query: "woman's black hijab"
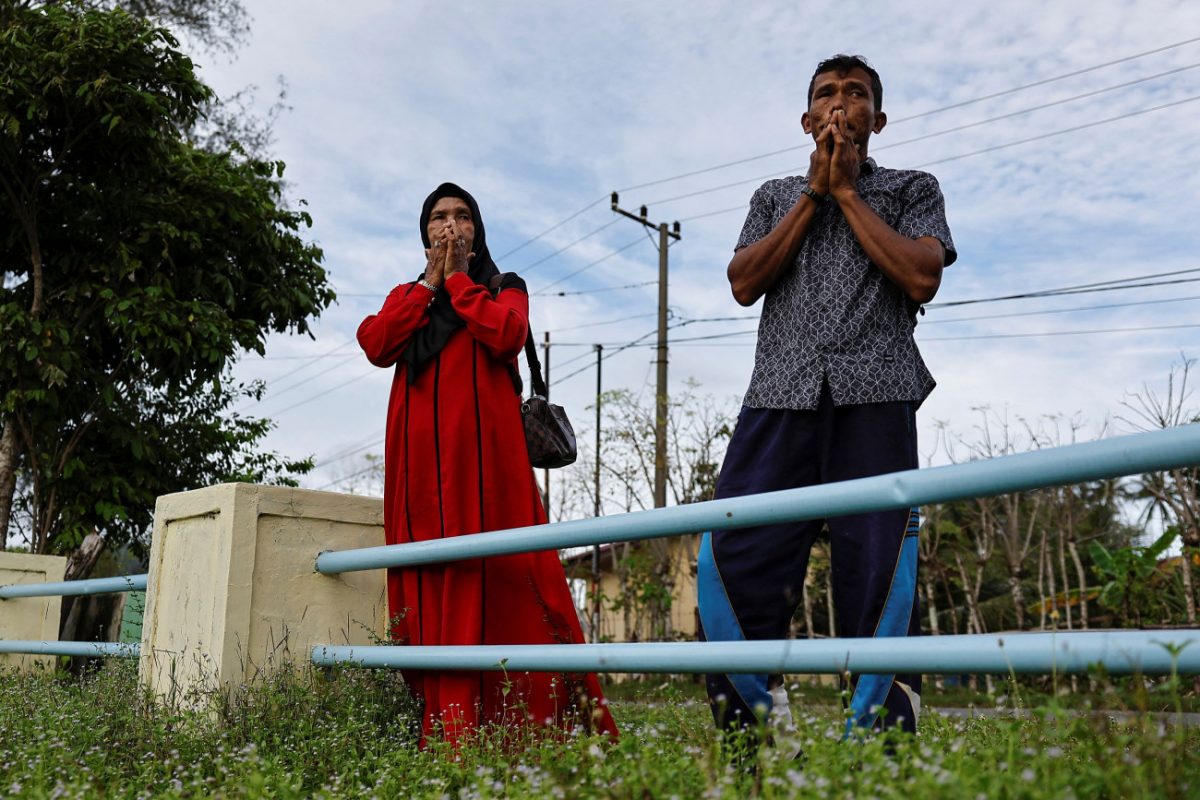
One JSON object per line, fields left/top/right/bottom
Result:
{"left": 401, "top": 183, "right": 500, "bottom": 382}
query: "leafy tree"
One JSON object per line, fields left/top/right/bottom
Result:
{"left": 9, "top": 0, "right": 250, "bottom": 54}
{"left": 1090, "top": 527, "right": 1186, "bottom": 627}
{"left": 1120, "top": 357, "right": 1200, "bottom": 624}
{"left": 556, "top": 381, "right": 736, "bottom": 641}
{"left": 0, "top": 4, "right": 333, "bottom": 556}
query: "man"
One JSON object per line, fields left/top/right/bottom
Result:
{"left": 697, "top": 54, "right": 956, "bottom": 743}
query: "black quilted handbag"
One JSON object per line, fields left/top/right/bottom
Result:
{"left": 519, "top": 333, "right": 577, "bottom": 469}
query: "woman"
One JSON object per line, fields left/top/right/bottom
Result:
{"left": 357, "top": 183, "right": 617, "bottom": 746}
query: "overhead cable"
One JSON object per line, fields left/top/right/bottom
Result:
{"left": 645, "top": 93, "right": 1200, "bottom": 208}
{"left": 532, "top": 280, "right": 657, "bottom": 298}
{"left": 532, "top": 237, "right": 645, "bottom": 294}
{"left": 927, "top": 268, "right": 1200, "bottom": 308}
{"left": 495, "top": 195, "right": 608, "bottom": 260}
{"left": 614, "top": 37, "right": 1200, "bottom": 194}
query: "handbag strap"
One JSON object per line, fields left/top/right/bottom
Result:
{"left": 490, "top": 274, "right": 548, "bottom": 398}
{"left": 523, "top": 332, "right": 548, "bottom": 398}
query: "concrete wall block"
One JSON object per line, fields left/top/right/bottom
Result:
{"left": 140, "top": 483, "right": 386, "bottom": 704}
{"left": 0, "top": 552, "right": 67, "bottom": 672}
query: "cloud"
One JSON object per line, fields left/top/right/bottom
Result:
{"left": 189, "top": 0, "right": 1200, "bottom": 496}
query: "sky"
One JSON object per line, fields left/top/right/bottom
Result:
{"left": 185, "top": 0, "right": 1200, "bottom": 514}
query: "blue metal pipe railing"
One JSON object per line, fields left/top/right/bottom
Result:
{"left": 312, "top": 631, "right": 1200, "bottom": 675}
{"left": 0, "top": 573, "right": 147, "bottom": 600}
{"left": 316, "top": 424, "right": 1200, "bottom": 574}
{"left": 0, "top": 641, "right": 139, "bottom": 658}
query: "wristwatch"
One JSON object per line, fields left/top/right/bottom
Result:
{"left": 801, "top": 185, "right": 827, "bottom": 204}
{"left": 417, "top": 278, "right": 439, "bottom": 294}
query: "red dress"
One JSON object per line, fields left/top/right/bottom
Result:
{"left": 357, "top": 271, "right": 617, "bottom": 745}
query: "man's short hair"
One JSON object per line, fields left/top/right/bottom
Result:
{"left": 807, "top": 54, "right": 883, "bottom": 113}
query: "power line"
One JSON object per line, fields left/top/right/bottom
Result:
{"left": 258, "top": 367, "right": 379, "bottom": 418}
{"left": 488, "top": 52, "right": 1198, "bottom": 299}
{"left": 547, "top": 314, "right": 746, "bottom": 385}
{"left": 551, "top": 327, "right": 661, "bottom": 386}
{"left": 674, "top": 315, "right": 758, "bottom": 325}
{"left": 669, "top": 330, "right": 756, "bottom": 344}
{"left": 613, "top": 37, "right": 1200, "bottom": 195}
{"left": 467, "top": 38, "right": 1200, "bottom": 299}
{"left": 922, "top": 294, "right": 1200, "bottom": 325}
{"left": 252, "top": 338, "right": 355, "bottom": 367}
{"left": 546, "top": 311, "right": 658, "bottom": 333}
{"left": 532, "top": 280, "right": 657, "bottom": 298}
{"left": 495, "top": 196, "right": 608, "bottom": 260}
{"left": 921, "top": 322, "right": 1200, "bottom": 342}
{"left": 649, "top": 321, "right": 1200, "bottom": 347}
{"left": 317, "top": 459, "right": 383, "bottom": 491}
{"left": 237, "top": 352, "right": 361, "bottom": 411}
{"left": 319, "top": 438, "right": 385, "bottom": 468}
{"left": 532, "top": 236, "right": 645, "bottom": 294}
{"left": 679, "top": 205, "right": 746, "bottom": 222}
{"left": 516, "top": 217, "right": 621, "bottom": 274}
{"left": 572, "top": 293, "right": 1200, "bottom": 334}
{"left": 644, "top": 92, "right": 1200, "bottom": 208}
{"left": 898, "top": 35, "right": 1200, "bottom": 123}
{"left": 259, "top": 351, "right": 361, "bottom": 360}
{"left": 880, "top": 62, "right": 1200, "bottom": 152}
{"left": 317, "top": 430, "right": 387, "bottom": 466}
{"left": 927, "top": 268, "right": 1200, "bottom": 308}
{"left": 915, "top": 94, "right": 1200, "bottom": 170}
{"left": 308, "top": 309, "right": 1200, "bottom": 488}
{"left": 616, "top": 144, "right": 812, "bottom": 195}
{"left": 232, "top": 339, "right": 359, "bottom": 413}
{"left": 546, "top": 347, "right": 595, "bottom": 372}
{"left": 544, "top": 270, "right": 1200, "bottom": 356}
{"left": 245, "top": 269, "right": 1200, "bottom": 416}
{"left": 524, "top": 84, "right": 1198, "bottom": 301}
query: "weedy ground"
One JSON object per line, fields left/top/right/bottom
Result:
{"left": 1, "top": 662, "right": 1197, "bottom": 798}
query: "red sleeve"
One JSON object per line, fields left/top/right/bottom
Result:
{"left": 444, "top": 272, "right": 529, "bottom": 360}
{"left": 356, "top": 283, "right": 433, "bottom": 367}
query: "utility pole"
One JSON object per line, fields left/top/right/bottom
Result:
{"left": 611, "top": 192, "right": 680, "bottom": 508}
{"left": 542, "top": 331, "right": 551, "bottom": 513}
{"left": 592, "top": 343, "right": 603, "bottom": 642}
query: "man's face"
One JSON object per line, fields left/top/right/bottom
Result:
{"left": 802, "top": 66, "right": 886, "bottom": 154}
{"left": 427, "top": 197, "right": 476, "bottom": 249}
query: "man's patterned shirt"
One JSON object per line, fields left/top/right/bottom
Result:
{"left": 736, "top": 158, "right": 956, "bottom": 410}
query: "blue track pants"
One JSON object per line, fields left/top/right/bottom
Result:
{"left": 697, "top": 384, "right": 922, "bottom": 737}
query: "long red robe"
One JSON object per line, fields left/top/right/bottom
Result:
{"left": 357, "top": 271, "right": 617, "bottom": 744}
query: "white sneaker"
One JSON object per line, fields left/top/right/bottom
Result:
{"left": 769, "top": 684, "right": 796, "bottom": 733}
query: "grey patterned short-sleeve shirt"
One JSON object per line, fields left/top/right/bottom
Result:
{"left": 736, "top": 158, "right": 956, "bottom": 410}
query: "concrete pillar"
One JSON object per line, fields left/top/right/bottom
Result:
{"left": 0, "top": 552, "right": 67, "bottom": 672}
{"left": 139, "top": 483, "right": 386, "bottom": 705}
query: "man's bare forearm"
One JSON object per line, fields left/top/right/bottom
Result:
{"left": 834, "top": 189, "right": 945, "bottom": 304}
{"left": 726, "top": 195, "right": 823, "bottom": 306}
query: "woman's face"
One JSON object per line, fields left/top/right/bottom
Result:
{"left": 426, "top": 196, "right": 476, "bottom": 249}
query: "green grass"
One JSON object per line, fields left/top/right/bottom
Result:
{"left": 1, "top": 662, "right": 1197, "bottom": 798}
